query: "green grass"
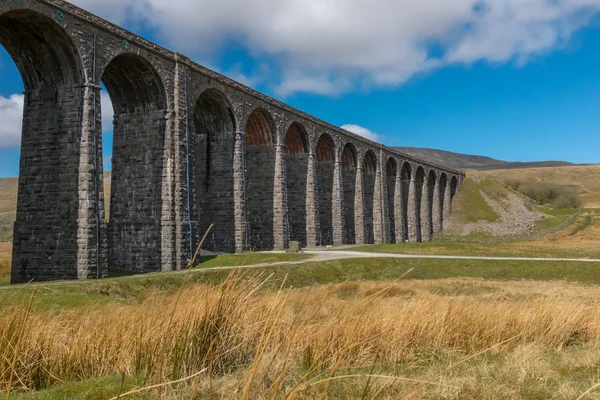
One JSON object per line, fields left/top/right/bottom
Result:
{"left": 569, "top": 215, "right": 593, "bottom": 236}
{"left": 449, "top": 178, "right": 500, "bottom": 224}
{"left": 195, "top": 252, "right": 312, "bottom": 268}
{"left": 348, "top": 241, "right": 600, "bottom": 259}
{"left": 4, "top": 257, "right": 600, "bottom": 313}
{"left": 534, "top": 206, "right": 578, "bottom": 232}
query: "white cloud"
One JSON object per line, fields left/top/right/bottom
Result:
{"left": 0, "top": 94, "right": 23, "bottom": 148}
{"left": 66, "top": 0, "right": 600, "bottom": 96}
{"left": 342, "top": 124, "right": 380, "bottom": 141}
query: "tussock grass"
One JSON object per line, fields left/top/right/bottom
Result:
{"left": 3, "top": 275, "right": 600, "bottom": 398}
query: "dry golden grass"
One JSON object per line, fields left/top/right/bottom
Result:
{"left": 3, "top": 275, "right": 600, "bottom": 398}
{"left": 473, "top": 165, "right": 600, "bottom": 207}
{"left": 0, "top": 242, "right": 11, "bottom": 279}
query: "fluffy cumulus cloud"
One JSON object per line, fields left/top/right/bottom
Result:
{"left": 341, "top": 124, "right": 380, "bottom": 141}
{"left": 0, "top": 94, "right": 23, "bottom": 148}
{"left": 0, "top": 92, "right": 114, "bottom": 149}
{"left": 67, "top": 0, "right": 600, "bottom": 96}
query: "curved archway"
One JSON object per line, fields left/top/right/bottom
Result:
{"left": 342, "top": 143, "right": 358, "bottom": 244}
{"left": 190, "top": 89, "right": 236, "bottom": 253}
{"left": 386, "top": 157, "right": 398, "bottom": 243}
{"left": 414, "top": 166, "right": 426, "bottom": 242}
{"left": 439, "top": 173, "right": 448, "bottom": 232}
{"left": 362, "top": 150, "right": 378, "bottom": 244}
{"left": 400, "top": 162, "right": 412, "bottom": 243}
{"left": 1, "top": 10, "right": 87, "bottom": 282}
{"left": 316, "top": 133, "right": 336, "bottom": 245}
{"left": 102, "top": 53, "right": 167, "bottom": 272}
{"left": 285, "top": 122, "right": 309, "bottom": 247}
{"left": 421, "top": 169, "right": 437, "bottom": 242}
{"left": 245, "top": 108, "right": 276, "bottom": 250}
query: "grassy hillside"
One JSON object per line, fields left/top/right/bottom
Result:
{"left": 394, "top": 147, "right": 576, "bottom": 170}
{"left": 474, "top": 165, "right": 600, "bottom": 207}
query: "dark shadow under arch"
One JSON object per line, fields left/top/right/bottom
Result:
{"left": 386, "top": 157, "right": 398, "bottom": 243}
{"left": 190, "top": 88, "right": 237, "bottom": 253}
{"left": 414, "top": 167, "right": 426, "bottom": 242}
{"left": 400, "top": 162, "right": 412, "bottom": 242}
{"left": 342, "top": 143, "right": 357, "bottom": 244}
{"left": 285, "top": 122, "right": 309, "bottom": 247}
{"left": 102, "top": 53, "right": 167, "bottom": 272}
{"left": 363, "top": 150, "right": 378, "bottom": 244}
{"left": 316, "top": 133, "right": 335, "bottom": 246}
{"left": 245, "top": 108, "right": 276, "bottom": 250}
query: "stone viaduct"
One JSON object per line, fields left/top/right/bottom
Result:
{"left": 2, "top": 0, "right": 465, "bottom": 283}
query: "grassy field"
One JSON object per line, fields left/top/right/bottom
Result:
{"left": 474, "top": 164, "right": 600, "bottom": 207}
{"left": 3, "top": 257, "right": 600, "bottom": 398}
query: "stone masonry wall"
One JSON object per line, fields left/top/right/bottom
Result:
{"left": 363, "top": 170, "right": 376, "bottom": 244}
{"left": 245, "top": 145, "right": 276, "bottom": 250}
{"left": 317, "top": 162, "right": 335, "bottom": 246}
{"left": 343, "top": 167, "right": 357, "bottom": 244}
{"left": 286, "top": 153, "right": 308, "bottom": 247}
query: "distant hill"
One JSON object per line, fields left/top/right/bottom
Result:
{"left": 393, "top": 147, "right": 576, "bottom": 171}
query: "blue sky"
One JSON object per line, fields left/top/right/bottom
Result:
{"left": 2, "top": 0, "right": 600, "bottom": 177}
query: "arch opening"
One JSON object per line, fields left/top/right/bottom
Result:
{"left": 386, "top": 157, "right": 398, "bottom": 243}
{"left": 190, "top": 88, "right": 236, "bottom": 253}
{"left": 245, "top": 108, "right": 276, "bottom": 250}
{"left": 0, "top": 9, "right": 88, "bottom": 282}
{"left": 400, "top": 162, "right": 412, "bottom": 242}
{"left": 342, "top": 143, "right": 357, "bottom": 244}
{"left": 285, "top": 122, "right": 309, "bottom": 247}
{"left": 439, "top": 173, "right": 448, "bottom": 231}
{"left": 362, "top": 150, "right": 378, "bottom": 244}
{"left": 316, "top": 134, "right": 335, "bottom": 245}
{"left": 414, "top": 167, "right": 425, "bottom": 242}
{"left": 101, "top": 53, "right": 167, "bottom": 272}
{"left": 423, "top": 170, "right": 437, "bottom": 241}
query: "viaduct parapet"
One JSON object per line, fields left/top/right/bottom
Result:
{"left": 1, "top": 0, "right": 465, "bottom": 283}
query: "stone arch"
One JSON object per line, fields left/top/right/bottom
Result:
{"left": 245, "top": 107, "right": 276, "bottom": 250}
{"left": 342, "top": 143, "right": 358, "bottom": 244}
{"left": 451, "top": 175, "right": 459, "bottom": 198}
{"left": 421, "top": 169, "right": 437, "bottom": 242}
{"left": 362, "top": 150, "right": 378, "bottom": 244}
{"left": 245, "top": 108, "right": 273, "bottom": 146}
{"left": 386, "top": 157, "right": 398, "bottom": 243}
{"left": 285, "top": 122, "right": 309, "bottom": 247}
{"left": 190, "top": 88, "right": 237, "bottom": 253}
{"left": 1, "top": 9, "right": 88, "bottom": 283}
{"left": 414, "top": 166, "right": 426, "bottom": 242}
{"left": 101, "top": 53, "right": 168, "bottom": 272}
{"left": 439, "top": 173, "right": 449, "bottom": 232}
{"left": 316, "top": 133, "right": 336, "bottom": 245}
{"left": 400, "top": 162, "right": 412, "bottom": 242}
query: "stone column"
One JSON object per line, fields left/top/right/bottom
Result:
{"left": 273, "top": 141, "right": 287, "bottom": 250}
{"left": 420, "top": 181, "right": 432, "bottom": 242}
{"left": 77, "top": 83, "right": 107, "bottom": 280}
{"left": 161, "top": 82, "right": 177, "bottom": 271}
{"left": 373, "top": 163, "right": 384, "bottom": 244}
{"left": 305, "top": 152, "right": 319, "bottom": 247}
{"left": 432, "top": 182, "right": 442, "bottom": 234}
{"left": 407, "top": 177, "right": 418, "bottom": 242}
{"left": 332, "top": 150, "right": 344, "bottom": 245}
{"left": 354, "top": 166, "right": 365, "bottom": 244}
{"left": 394, "top": 172, "right": 404, "bottom": 243}
{"left": 233, "top": 131, "right": 246, "bottom": 253}
{"left": 172, "top": 57, "right": 190, "bottom": 268}
{"left": 443, "top": 182, "right": 452, "bottom": 229}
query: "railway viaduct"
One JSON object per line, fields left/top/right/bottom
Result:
{"left": 2, "top": 0, "right": 465, "bottom": 284}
